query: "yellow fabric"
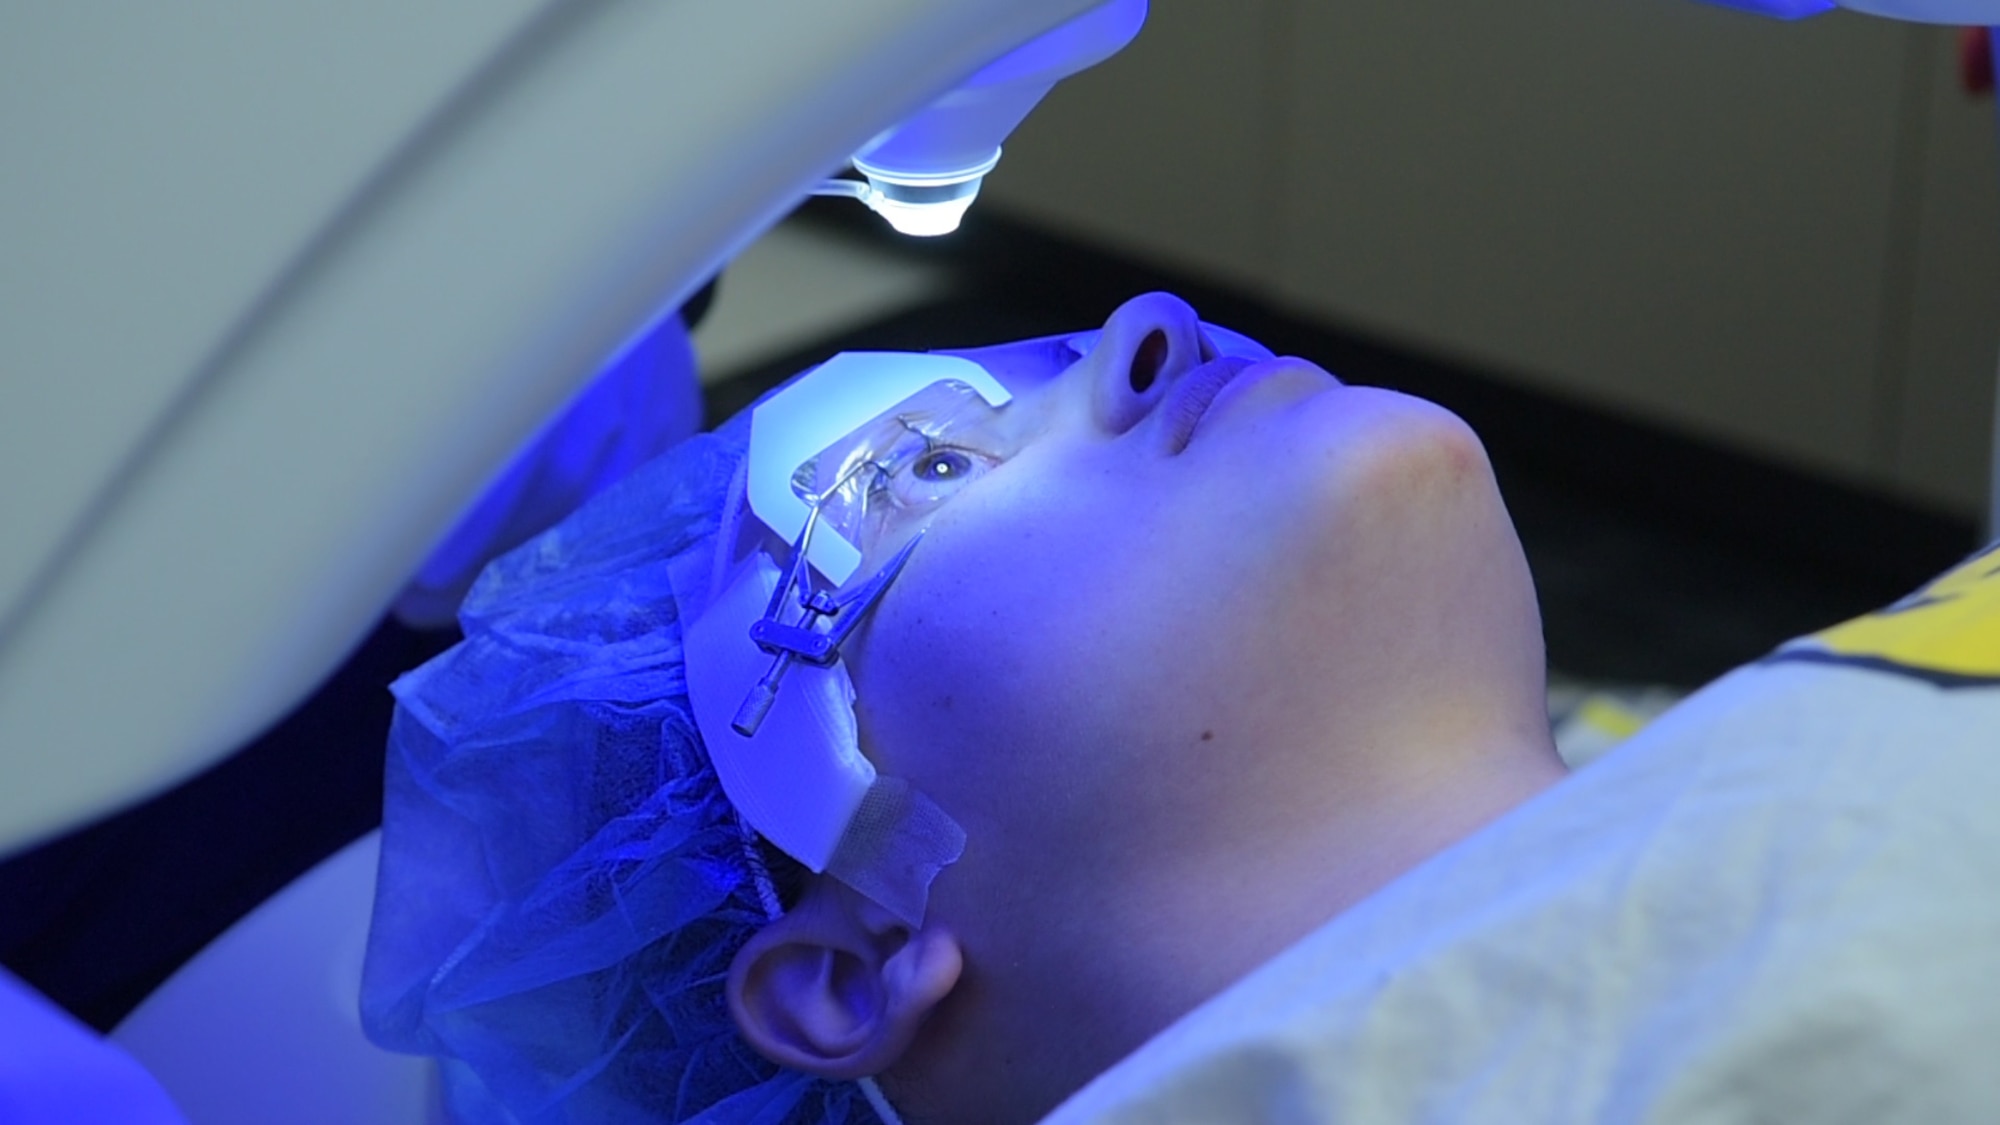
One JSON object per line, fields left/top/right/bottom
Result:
{"left": 1790, "top": 541, "right": 2000, "bottom": 683}
{"left": 1573, "top": 696, "right": 1652, "bottom": 742}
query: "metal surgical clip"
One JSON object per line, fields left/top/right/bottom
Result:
{"left": 732, "top": 471, "right": 924, "bottom": 738}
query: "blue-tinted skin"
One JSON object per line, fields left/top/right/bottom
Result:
{"left": 733, "top": 292, "right": 1566, "bottom": 1124}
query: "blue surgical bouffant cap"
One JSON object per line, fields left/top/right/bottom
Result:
{"left": 359, "top": 419, "right": 888, "bottom": 1125}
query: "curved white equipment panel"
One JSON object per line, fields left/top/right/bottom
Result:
{"left": 1709, "top": 0, "right": 2000, "bottom": 20}
{"left": 0, "top": 0, "right": 1106, "bottom": 858}
{"left": 1839, "top": 0, "right": 2000, "bottom": 20}
{"left": 111, "top": 833, "right": 434, "bottom": 1125}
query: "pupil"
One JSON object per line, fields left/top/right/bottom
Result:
{"left": 916, "top": 450, "right": 965, "bottom": 482}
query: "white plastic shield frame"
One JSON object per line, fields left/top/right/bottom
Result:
{"left": 684, "top": 352, "right": 1012, "bottom": 910}
{"left": 747, "top": 352, "right": 1013, "bottom": 588}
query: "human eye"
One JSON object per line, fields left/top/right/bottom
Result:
{"left": 859, "top": 413, "right": 995, "bottom": 508}
{"left": 909, "top": 445, "right": 978, "bottom": 485}
{"left": 846, "top": 410, "right": 1010, "bottom": 554}
{"left": 890, "top": 438, "right": 993, "bottom": 506}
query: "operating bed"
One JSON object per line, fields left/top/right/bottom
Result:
{"left": 1, "top": 1, "right": 1995, "bottom": 1121}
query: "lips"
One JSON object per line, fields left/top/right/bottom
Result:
{"left": 1159, "top": 355, "right": 1260, "bottom": 453}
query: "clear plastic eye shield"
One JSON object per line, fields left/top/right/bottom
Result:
{"left": 683, "top": 324, "right": 1272, "bottom": 924}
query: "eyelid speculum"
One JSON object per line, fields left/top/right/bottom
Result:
{"left": 733, "top": 469, "right": 926, "bottom": 737}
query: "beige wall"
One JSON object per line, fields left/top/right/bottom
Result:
{"left": 1898, "top": 25, "right": 2000, "bottom": 515}
{"left": 984, "top": 0, "right": 2000, "bottom": 520}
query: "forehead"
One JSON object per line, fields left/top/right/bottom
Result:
{"left": 930, "top": 333, "right": 1090, "bottom": 397}
{"left": 931, "top": 321, "right": 1276, "bottom": 395}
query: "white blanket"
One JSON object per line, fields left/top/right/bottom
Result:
{"left": 1045, "top": 586, "right": 2000, "bottom": 1123}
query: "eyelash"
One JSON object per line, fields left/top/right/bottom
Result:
{"left": 868, "top": 432, "right": 948, "bottom": 494}
{"left": 865, "top": 430, "right": 1002, "bottom": 525}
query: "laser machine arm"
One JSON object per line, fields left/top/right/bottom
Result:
{"left": 0, "top": 9, "right": 1143, "bottom": 1119}
{"left": 0, "top": 0, "right": 1144, "bottom": 864}
{"left": 1705, "top": 0, "right": 2000, "bottom": 17}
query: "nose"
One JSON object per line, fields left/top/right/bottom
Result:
{"left": 1084, "top": 293, "right": 1217, "bottom": 434}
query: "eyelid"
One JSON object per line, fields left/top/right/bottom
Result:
{"left": 851, "top": 389, "right": 1019, "bottom": 541}
{"left": 886, "top": 437, "right": 995, "bottom": 487}
{"left": 864, "top": 430, "right": 969, "bottom": 495}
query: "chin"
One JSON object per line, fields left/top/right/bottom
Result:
{"left": 1296, "top": 386, "right": 1488, "bottom": 493}
{"left": 1227, "top": 386, "right": 1503, "bottom": 597}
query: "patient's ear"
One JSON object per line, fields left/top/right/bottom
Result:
{"left": 727, "top": 876, "right": 962, "bottom": 1079}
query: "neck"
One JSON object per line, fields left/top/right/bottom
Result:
{"left": 1112, "top": 716, "right": 1568, "bottom": 1058}
{"left": 894, "top": 720, "right": 1566, "bottom": 1125}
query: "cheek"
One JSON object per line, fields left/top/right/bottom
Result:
{"left": 841, "top": 390, "right": 1502, "bottom": 834}
{"left": 844, "top": 467, "right": 1175, "bottom": 831}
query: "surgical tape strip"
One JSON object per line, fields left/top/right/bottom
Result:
{"left": 674, "top": 508, "right": 964, "bottom": 929}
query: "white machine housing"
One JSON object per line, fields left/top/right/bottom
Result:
{"left": 1, "top": 1, "right": 1996, "bottom": 1121}
{"left": 1706, "top": 0, "right": 2000, "bottom": 18}
{"left": 0, "top": 0, "right": 1127, "bottom": 861}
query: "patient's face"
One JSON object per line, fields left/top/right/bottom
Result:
{"left": 837, "top": 292, "right": 1547, "bottom": 1096}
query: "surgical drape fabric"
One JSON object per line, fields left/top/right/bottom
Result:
{"left": 1043, "top": 651, "right": 2000, "bottom": 1124}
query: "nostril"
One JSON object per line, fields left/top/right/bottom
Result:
{"left": 1129, "top": 330, "right": 1168, "bottom": 393}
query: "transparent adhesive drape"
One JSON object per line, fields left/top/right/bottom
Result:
{"left": 676, "top": 458, "right": 966, "bottom": 929}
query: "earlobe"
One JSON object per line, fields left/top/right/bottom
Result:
{"left": 728, "top": 877, "right": 962, "bottom": 1080}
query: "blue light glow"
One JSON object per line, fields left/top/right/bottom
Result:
{"left": 1692, "top": 0, "right": 1836, "bottom": 17}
